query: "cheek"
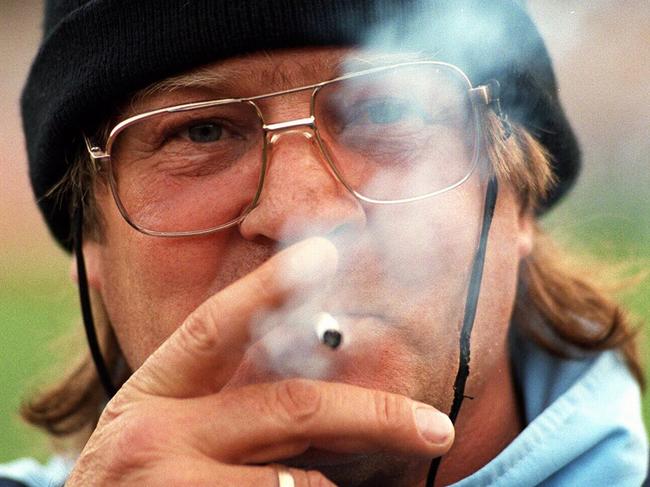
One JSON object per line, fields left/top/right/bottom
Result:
{"left": 96, "top": 190, "right": 255, "bottom": 369}
{"left": 335, "top": 340, "right": 423, "bottom": 395}
{"left": 333, "top": 322, "right": 456, "bottom": 411}
{"left": 466, "top": 190, "right": 524, "bottom": 390}
{"left": 100, "top": 235, "right": 229, "bottom": 369}
{"left": 364, "top": 176, "right": 485, "bottom": 287}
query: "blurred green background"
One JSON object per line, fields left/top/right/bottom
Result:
{"left": 1, "top": 0, "right": 648, "bottom": 462}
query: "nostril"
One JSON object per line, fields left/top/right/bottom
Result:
{"left": 239, "top": 196, "right": 367, "bottom": 244}
{"left": 329, "top": 220, "right": 363, "bottom": 241}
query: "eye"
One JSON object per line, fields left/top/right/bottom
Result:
{"left": 186, "top": 123, "right": 223, "bottom": 143}
{"left": 366, "top": 100, "right": 411, "bottom": 124}
{"left": 341, "top": 98, "right": 432, "bottom": 129}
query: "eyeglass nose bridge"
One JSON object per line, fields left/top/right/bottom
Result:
{"left": 263, "top": 116, "right": 316, "bottom": 144}
{"left": 258, "top": 113, "right": 354, "bottom": 201}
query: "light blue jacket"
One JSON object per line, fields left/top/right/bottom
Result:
{"left": 453, "top": 332, "right": 648, "bottom": 486}
{"left": 1, "top": 334, "right": 647, "bottom": 486}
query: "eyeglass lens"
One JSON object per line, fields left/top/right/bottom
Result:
{"left": 109, "top": 64, "right": 478, "bottom": 234}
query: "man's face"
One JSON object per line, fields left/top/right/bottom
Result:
{"left": 83, "top": 46, "right": 532, "bottom": 478}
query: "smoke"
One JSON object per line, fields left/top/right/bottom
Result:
{"left": 234, "top": 0, "right": 650, "bottom": 395}
{"left": 242, "top": 135, "right": 485, "bottom": 385}
{"left": 235, "top": 2, "right": 512, "bottom": 384}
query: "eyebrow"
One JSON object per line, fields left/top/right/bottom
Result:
{"left": 132, "top": 65, "right": 251, "bottom": 103}
{"left": 341, "top": 51, "right": 429, "bottom": 71}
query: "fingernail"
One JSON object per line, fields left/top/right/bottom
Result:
{"left": 281, "top": 238, "right": 338, "bottom": 288}
{"left": 414, "top": 407, "right": 453, "bottom": 445}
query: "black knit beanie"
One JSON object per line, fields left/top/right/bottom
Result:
{"left": 22, "top": 0, "right": 581, "bottom": 250}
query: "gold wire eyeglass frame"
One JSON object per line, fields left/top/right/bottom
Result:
{"left": 84, "top": 61, "right": 498, "bottom": 238}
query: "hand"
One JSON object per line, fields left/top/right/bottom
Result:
{"left": 66, "top": 238, "right": 454, "bottom": 486}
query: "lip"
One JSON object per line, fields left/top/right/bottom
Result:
{"left": 318, "top": 312, "right": 395, "bottom": 344}
{"left": 329, "top": 311, "right": 413, "bottom": 339}
{"left": 222, "top": 311, "right": 400, "bottom": 388}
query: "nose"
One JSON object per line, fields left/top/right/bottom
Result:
{"left": 239, "top": 130, "right": 367, "bottom": 243}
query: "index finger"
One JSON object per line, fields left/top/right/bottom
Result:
{"left": 123, "top": 237, "right": 338, "bottom": 399}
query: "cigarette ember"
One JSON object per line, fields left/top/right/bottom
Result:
{"left": 322, "top": 329, "right": 343, "bottom": 349}
{"left": 315, "top": 312, "right": 343, "bottom": 349}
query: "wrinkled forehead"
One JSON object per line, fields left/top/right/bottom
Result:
{"left": 129, "top": 47, "right": 429, "bottom": 111}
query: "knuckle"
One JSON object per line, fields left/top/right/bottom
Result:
{"left": 100, "top": 400, "right": 174, "bottom": 474}
{"left": 179, "top": 309, "right": 223, "bottom": 354}
{"left": 372, "top": 391, "right": 410, "bottom": 433}
{"left": 73, "top": 402, "right": 167, "bottom": 482}
{"left": 109, "top": 412, "right": 163, "bottom": 467}
{"left": 271, "top": 379, "right": 322, "bottom": 425}
{"left": 98, "top": 390, "right": 134, "bottom": 427}
{"left": 249, "top": 267, "right": 280, "bottom": 305}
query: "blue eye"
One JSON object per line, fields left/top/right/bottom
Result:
{"left": 187, "top": 123, "right": 223, "bottom": 143}
{"left": 366, "top": 101, "right": 410, "bottom": 124}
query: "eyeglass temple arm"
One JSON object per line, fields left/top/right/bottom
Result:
{"left": 470, "top": 80, "right": 512, "bottom": 139}
{"left": 83, "top": 133, "right": 110, "bottom": 163}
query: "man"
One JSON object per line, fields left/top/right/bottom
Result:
{"left": 1, "top": 0, "right": 647, "bottom": 486}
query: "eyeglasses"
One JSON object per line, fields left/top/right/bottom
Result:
{"left": 84, "top": 61, "right": 499, "bottom": 237}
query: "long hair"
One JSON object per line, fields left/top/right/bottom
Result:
{"left": 20, "top": 114, "right": 644, "bottom": 450}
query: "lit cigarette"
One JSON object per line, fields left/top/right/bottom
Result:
{"left": 315, "top": 312, "right": 343, "bottom": 349}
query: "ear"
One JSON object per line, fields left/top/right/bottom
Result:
{"left": 69, "top": 240, "right": 104, "bottom": 291}
{"left": 517, "top": 210, "right": 534, "bottom": 259}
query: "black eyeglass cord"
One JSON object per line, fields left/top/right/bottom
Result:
{"left": 74, "top": 205, "right": 118, "bottom": 398}
{"left": 425, "top": 176, "right": 499, "bottom": 487}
